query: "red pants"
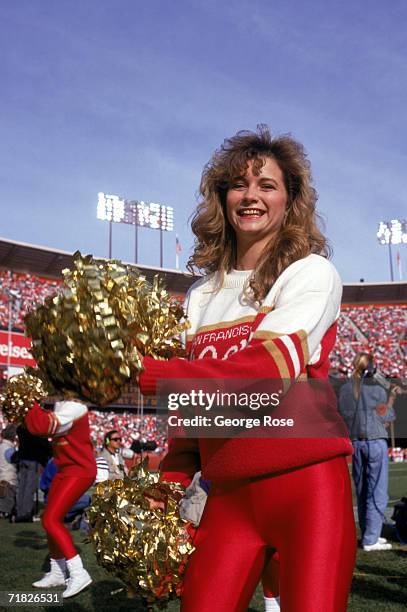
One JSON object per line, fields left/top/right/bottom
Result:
{"left": 42, "top": 473, "right": 94, "bottom": 560}
{"left": 182, "top": 457, "right": 356, "bottom": 612}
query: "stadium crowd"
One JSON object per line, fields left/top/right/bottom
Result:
{"left": 1, "top": 270, "right": 406, "bottom": 379}
{"left": 0, "top": 270, "right": 60, "bottom": 330}
{"left": 0, "top": 411, "right": 167, "bottom": 456}
{"left": 0, "top": 269, "right": 405, "bottom": 459}
{"left": 331, "top": 305, "right": 406, "bottom": 379}
{"left": 88, "top": 410, "right": 167, "bottom": 454}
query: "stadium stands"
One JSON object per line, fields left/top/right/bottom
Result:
{"left": 331, "top": 305, "right": 406, "bottom": 378}
{"left": 88, "top": 410, "right": 167, "bottom": 454}
{"left": 1, "top": 268, "right": 405, "bottom": 378}
{"left": 0, "top": 252, "right": 406, "bottom": 459}
{"left": 0, "top": 410, "right": 167, "bottom": 461}
{"left": 0, "top": 269, "right": 61, "bottom": 330}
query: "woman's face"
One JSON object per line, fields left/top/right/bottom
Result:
{"left": 226, "top": 157, "right": 288, "bottom": 247}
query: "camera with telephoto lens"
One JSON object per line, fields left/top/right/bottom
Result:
{"left": 373, "top": 370, "right": 407, "bottom": 394}
{"left": 130, "top": 439, "right": 158, "bottom": 454}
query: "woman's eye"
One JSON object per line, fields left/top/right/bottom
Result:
{"left": 230, "top": 182, "right": 245, "bottom": 189}
{"left": 262, "top": 183, "right": 275, "bottom": 190}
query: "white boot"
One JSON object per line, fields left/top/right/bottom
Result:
{"left": 264, "top": 595, "right": 281, "bottom": 611}
{"left": 63, "top": 554, "right": 92, "bottom": 598}
{"left": 33, "top": 558, "right": 67, "bottom": 588}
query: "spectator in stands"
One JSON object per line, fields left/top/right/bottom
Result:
{"left": 338, "top": 352, "right": 398, "bottom": 551}
{"left": 0, "top": 424, "right": 18, "bottom": 519}
{"left": 0, "top": 269, "right": 61, "bottom": 330}
{"left": 331, "top": 304, "right": 406, "bottom": 379}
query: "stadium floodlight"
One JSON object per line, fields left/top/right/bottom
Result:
{"left": 136, "top": 201, "right": 174, "bottom": 232}
{"left": 377, "top": 219, "right": 407, "bottom": 245}
{"left": 97, "top": 193, "right": 174, "bottom": 266}
{"left": 377, "top": 219, "right": 407, "bottom": 281}
{"left": 97, "top": 193, "right": 126, "bottom": 223}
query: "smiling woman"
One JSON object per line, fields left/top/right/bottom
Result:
{"left": 136, "top": 125, "right": 356, "bottom": 612}
{"left": 225, "top": 157, "right": 288, "bottom": 270}
{"left": 188, "top": 124, "right": 329, "bottom": 303}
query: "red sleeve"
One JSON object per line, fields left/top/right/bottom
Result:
{"left": 139, "top": 347, "right": 293, "bottom": 486}
{"left": 139, "top": 331, "right": 307, "bottom": 396}
{"left": 25, "top": 402, "right": 59, "bottom": 437}
{"left": 140, "top": 258, "right": 342, "bottom": 484}
{"left": 139, "top": 340, "right": 305, "bottom": 485}
{"left": 139, "top": 257, "right": 341, "bottom": 395}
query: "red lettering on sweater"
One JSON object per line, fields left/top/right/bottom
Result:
{"left": 190, "top": 323, "right": 252, "bottom": 360}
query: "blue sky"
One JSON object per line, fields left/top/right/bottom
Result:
{"left": 1, "top": 0, "right": 406, "bottom": 282}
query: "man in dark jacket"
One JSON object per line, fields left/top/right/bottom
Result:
{"left": 15, "top": 425, "right": 51, "bottom": 522}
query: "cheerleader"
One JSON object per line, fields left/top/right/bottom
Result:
{"left": 137, "top": 126, "right": 356, "bottom": 611}
{"left": 25, "top": 399, "right": 96, "bottom": 598}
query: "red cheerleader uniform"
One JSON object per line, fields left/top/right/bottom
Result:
{"left": 139, "top": 255, "right": 357, "bottom": 612}
{"left": 25, "top": 401, "right": 96, "bottom": 560}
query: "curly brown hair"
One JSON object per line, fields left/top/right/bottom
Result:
{"left": 187, "top": 125, "right": 330, "bottom": 303}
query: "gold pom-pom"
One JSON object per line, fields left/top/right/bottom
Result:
{"left": 24, "top": 252, "right": 189, "bottom": 406}
{"left": 0, "top": 373, "right": 48, "bottom": 424}
{"left": 88, "top": 459, "right": 194, "bottom": 608}
{"left": 130, "top": 274, "right": 189, "bottom": 362}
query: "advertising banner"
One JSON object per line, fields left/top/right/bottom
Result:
{"left": 0, "top": 330, "right": 36, "bottom": 368}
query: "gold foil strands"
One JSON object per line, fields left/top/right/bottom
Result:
{"left": 0, "top": 373, "right": 48, "bottom": 424}
{"left": 88, "top": 459, "right": 194, "bottom": 608}
{"left": 127, "top": 273, "right": 189, "bottom": 362}
{"left": 23, "top": 251, "right": 189, "bottom": 406}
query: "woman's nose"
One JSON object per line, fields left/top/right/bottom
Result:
{"left": 241, "top": 182, "right": 259, "bottom": 203}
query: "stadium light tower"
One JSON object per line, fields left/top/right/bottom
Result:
{"left": 97, "top": 193, "right": 174, "bottom": 267}
{"left": 376, "top": 219, "right": 407, "bottom": 281}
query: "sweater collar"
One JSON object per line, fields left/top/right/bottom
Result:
{"left": 221, "top": 269, "right": 254, "bottom": 289}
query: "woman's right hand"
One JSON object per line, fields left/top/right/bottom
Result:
{"left": 145, "top": 495, "right": 165, "bottom": 510}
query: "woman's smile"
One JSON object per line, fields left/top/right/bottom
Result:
{"left": 226, "top": 157, "right": 288, "bottom": 245}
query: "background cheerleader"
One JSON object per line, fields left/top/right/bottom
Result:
{"left": 26, "top": 399, "right": 96, "bottom": 598}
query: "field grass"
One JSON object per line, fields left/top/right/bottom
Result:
{"left": 0, "top": 463, "right": 406, "bottom": 611}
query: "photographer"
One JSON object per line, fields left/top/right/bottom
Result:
{"left": 98, "top": 430, "right": 134, "bottom": 480}
{"left": 338, "top": 352, "right": 398, "bottom": 551}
